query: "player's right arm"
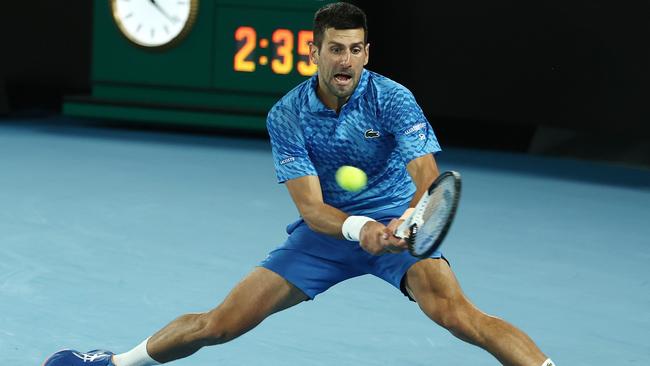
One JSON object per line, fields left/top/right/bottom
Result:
{"left": 285, "top": 175, "right": 346, "bottom": 237}
{"left": 286, "top": 175, "right": 406, "bottom": 254}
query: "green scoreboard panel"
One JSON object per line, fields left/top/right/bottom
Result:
{"left": 64, "top": 0, "right": 330, "bottom": 131}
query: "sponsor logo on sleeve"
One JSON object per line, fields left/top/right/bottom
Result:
{"left": 280, "top": 156, "right": 296, "bottom": 165}
{"left": 404, "top": 122, "right": 426, "bottom": 135}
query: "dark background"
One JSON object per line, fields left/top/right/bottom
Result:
{"left": 1, "top": 1, "right": 649, "bottom": 167}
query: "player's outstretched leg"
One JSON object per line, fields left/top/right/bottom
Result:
{"left": 405, "top": 258, "right": 551, "bottom": 366}
{"left": 43, "top": 267, "right": 308, "bottom": 366}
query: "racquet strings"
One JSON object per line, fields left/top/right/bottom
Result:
{"left": 411, "top": 175, "right": 458, "bottom": 256}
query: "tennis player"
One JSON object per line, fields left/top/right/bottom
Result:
{"left": 44, "top": 2, "right": 554, "bottom": 366}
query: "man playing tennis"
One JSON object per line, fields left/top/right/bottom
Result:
{"left": 45, "top": 2, "right": 555, "bottom": 366}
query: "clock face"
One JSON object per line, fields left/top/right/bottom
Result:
{"left": 111, "top": 0, "right": 199, "bottom": 48}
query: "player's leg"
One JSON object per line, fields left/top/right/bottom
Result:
{"left": 44, "top": 267, "right": 308, "bottom": 366}
{"left": 141, "top": 220, "right": 367, "bottom": 364}
{"left": 404, "top": 258, "right": 549, "bottom": 366}
{"left": 45, "top": 218, "right": 361, "bottom": 366}
{"left": 137, "top": 267, "right": 308, "bottom": 363}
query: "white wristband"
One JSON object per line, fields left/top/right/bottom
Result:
{"left": 342, "top": 216, "right": 376, "bottom": 242}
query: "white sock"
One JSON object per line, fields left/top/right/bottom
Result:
{"left": 541, "top": 358, "right": 556, "bottom": 366}
{"left": 112, "top": 338, "right": 160, "bottom": 366}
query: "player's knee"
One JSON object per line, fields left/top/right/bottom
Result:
{"left": 442, "top": 312, "right": 477, "bottom": 343}
{"left": 421, "top": 298, "right": 477, "bottom": 341}
{"left": 423, "top": 301, "right": 457, "bottom": 330}
{"left": 198, "top": 308, "right": 254, "bottom": 346}
{"left": 194, "top": 311, "right": 237, "bottom": 345}
{"left": 442, "top": 313, "right": 473, "bottom": 340}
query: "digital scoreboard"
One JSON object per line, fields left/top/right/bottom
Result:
{"left": 234, "top": 27, "right": 316, "bottom": 76}
{"left": 212, "top": 4, "right": 319, "bottom": 94}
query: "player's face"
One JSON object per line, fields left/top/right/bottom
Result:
{"left": 311, "top": 28, "right": 369, "bottom": 108}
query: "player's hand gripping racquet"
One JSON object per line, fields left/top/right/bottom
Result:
{"left": 394, "top": 171, "right": 462, "bottom": 258}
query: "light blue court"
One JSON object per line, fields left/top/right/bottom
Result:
{"left": 1, "top": 117, "right": 649, "bottom": 365}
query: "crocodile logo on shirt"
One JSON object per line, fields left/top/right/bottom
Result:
{"left": 364, "top": 129, "right": 381, "bottom": 139}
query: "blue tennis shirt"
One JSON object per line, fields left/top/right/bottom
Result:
{"left": 267, "top": 69, "right": 441, "bottom": 216}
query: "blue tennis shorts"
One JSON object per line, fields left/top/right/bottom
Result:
{"left": 260, "top": 204, "right": 444, "bottom": 300}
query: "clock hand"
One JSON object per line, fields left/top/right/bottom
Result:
{"left": 149, "top": 0, "right": 180, "bottom": 23}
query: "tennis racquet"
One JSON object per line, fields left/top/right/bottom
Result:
{"left": 394, "top": 171, "right": 462, "bottom": 258}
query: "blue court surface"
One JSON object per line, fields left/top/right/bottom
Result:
{"left": 1, "top": 118, "right": 649, "bottom": 365}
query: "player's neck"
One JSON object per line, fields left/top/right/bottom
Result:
{"left": 316, "top": 84, "right": 349, "bottom": 114}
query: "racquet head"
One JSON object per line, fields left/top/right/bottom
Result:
{"left": 396, "top": 171, "right": 462, "bottom": 258}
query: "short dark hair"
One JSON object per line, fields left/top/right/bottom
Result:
{"left": 313, "top": 2, "right": 368, "bottom": 48}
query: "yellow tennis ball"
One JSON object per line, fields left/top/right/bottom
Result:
{"left": 335, "top": 165, "right": 367, "bottom": 192}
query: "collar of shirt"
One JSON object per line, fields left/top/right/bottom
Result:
{"left": 307, "top": 69, "right": 370, "bottom": 114}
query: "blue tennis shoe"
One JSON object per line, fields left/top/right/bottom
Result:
{"left": 43, "top": 349, "right": 115, "bottom": 366}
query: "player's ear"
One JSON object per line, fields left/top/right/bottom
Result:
{"left": 363, "top": 43, "right": 370, "bottom": 66}
{"left": 309, "top": 42, "right": 320, "bottom": 65}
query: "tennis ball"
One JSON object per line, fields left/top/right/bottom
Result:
{"left": 335, "top": 165, "right": 367, "bottom": 192}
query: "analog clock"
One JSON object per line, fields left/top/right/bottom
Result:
{"left": 110, "top": 0, "right": 199, "bottom": 49}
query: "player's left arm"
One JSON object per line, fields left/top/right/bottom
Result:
{"left": 403, "top": 153, "right": 440, "bottom": 218}
{"left": 386, "top": 154, "right": 440, "bottom": 235}
{"left": 384, "top": 86, "right": 441, "bottom": 230}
